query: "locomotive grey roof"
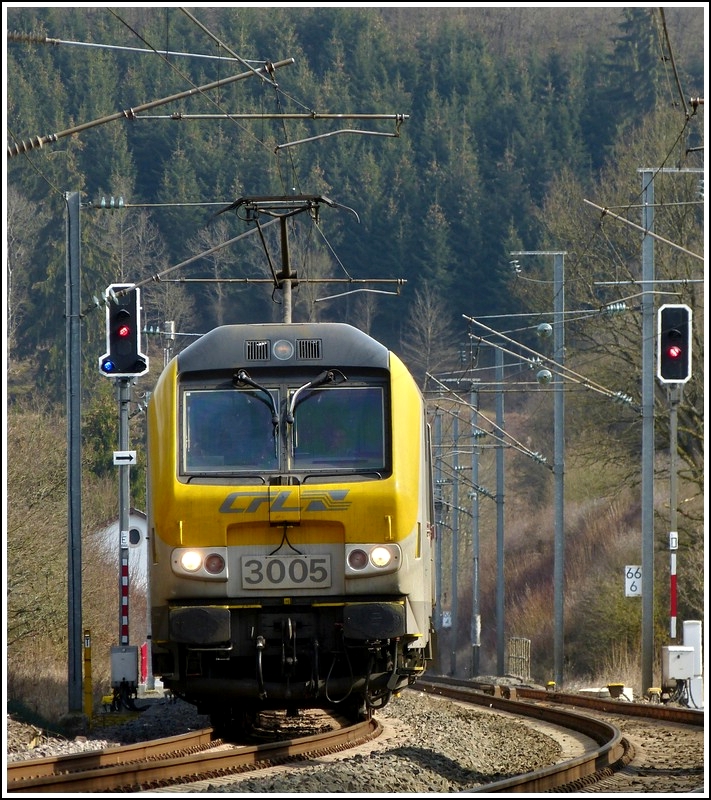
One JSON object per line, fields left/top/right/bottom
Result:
{"left": 177, "top": 322, "right": 390, "bottom": 374}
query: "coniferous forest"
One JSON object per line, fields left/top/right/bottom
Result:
{"left": 5, "top": 6, "right": 706, "bottom": 719}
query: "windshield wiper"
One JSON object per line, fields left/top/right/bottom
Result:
{"left": 233, "top": 370, "right": 280, "bottom": 434}
{"left": 286, "top": 370, "right": 345, "bottom": 423}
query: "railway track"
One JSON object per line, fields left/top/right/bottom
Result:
{"left": 6, "top": 717, "right": 380, "bottom": 793}
{"left": 422, "top": 675, "right": 704, "bottom": 726}
{"left": 7, "top": 678, "right": 703, "bottom": 793}
{"left": 418, "top": 676, "right": 703, "bottom": 792}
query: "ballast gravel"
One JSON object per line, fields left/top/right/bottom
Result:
{"left": 7, "top": 685, "right": 563, "bottom": 793}
{"left": 206, "top": 691, "right": 562, "bottom": 793}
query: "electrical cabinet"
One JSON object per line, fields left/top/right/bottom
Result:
{"left": 661, "top": 645, "right": 695, "bottom": 685}
{"left": 111, "top": 645, "right": 139, "bottom": 687}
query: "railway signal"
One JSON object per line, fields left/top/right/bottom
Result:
{"left": 99, "top": 284, "right": 149, "bottom": 378}
{"left": 657, "top": 304, "right": 692, "bottom": 385}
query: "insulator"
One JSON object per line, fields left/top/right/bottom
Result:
{"left": 100, "top": 197, "right": 106, "bottom": 208}
{"left": 613, "top": 391, "right": 633, "bottom": 405}
{"left": 603, "top": 301, "right": 627, "bottom": 316}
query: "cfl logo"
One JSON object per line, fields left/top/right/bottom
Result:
{"left": 219, "top": 489, "right": 351, "bottom": 514}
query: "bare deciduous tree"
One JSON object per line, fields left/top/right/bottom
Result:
{"left": 399, "top": 282, "right": 459, "bottom": 389}
{"left": 6, "top": 185, "right": 49, "bottom": 364}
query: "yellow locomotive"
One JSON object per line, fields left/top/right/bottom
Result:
{"left": 147, "top": 322, "right": 435, "bottom": 728}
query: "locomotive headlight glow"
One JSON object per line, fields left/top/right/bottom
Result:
{"left": 345, "top": 544, "right": 401, "bottom": 578}
{"left": 370, "top": 546, "right": 392, "bottom": 568}
{"left": 172, "top": 547, "right": 229, "bottom": 580}
{"left": 180, "top": 551, "right": 203, "bottom": 572}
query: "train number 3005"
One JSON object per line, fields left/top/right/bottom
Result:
{"left": 241, "top": 555, "right": 332, "bottom": 589}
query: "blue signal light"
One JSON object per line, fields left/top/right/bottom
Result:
{"left": 101, "top": 358, "right": 118, "bottom": 374}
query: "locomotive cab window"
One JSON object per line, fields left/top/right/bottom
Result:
{"left": 291, "top": 386, "right": 387, "bottom": 471}
{"left": 183, "top": 388, "right": 279, "bottom": 473}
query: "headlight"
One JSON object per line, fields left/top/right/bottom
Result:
{"left": 272, "top": 339, "right": 294, "bottom": 360}
{"left": 172, "top": 548, "right": 228, "bottom": 580}
{"left": 370, "top": 546, "right": 392, "bottom": 568}
{"left": 345, "top": 544, "right": 400, "bottom": 577}
{"left": 180, "top": 551, "right": 203, "bottom": 572}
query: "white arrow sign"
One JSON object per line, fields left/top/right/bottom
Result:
{"left": 113, "top": 450, "right": 137, "bottom": 465}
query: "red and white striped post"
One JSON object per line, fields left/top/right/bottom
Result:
{"left": 669, "top": 530, "right": 678, "bottom": 640}
{"left": 120, "top": 549, "right": 130, "bottom": 645}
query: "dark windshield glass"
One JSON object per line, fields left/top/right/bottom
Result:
{"left": 292, "top": 386, "right": 385, "bottom": 469}
{"left": 184, "top": 389, "right": 278, "bottom": 472}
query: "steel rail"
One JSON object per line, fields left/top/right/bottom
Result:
{"left": 7, "top": 718, "right": 379, "bottom": 793}
{"left": 416, "top": 678, "right": 626, "bottom": 792}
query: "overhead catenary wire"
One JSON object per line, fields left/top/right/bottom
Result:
{"left": 583, "top": 199, "right": 704, "bottom": 262}
{"left": 658, "top": 8, "right": 689, "bottom": 120}
{"left": 9, "top": 9, "right": 410, "bottom": 283}
{"left": 461, "top": 314, "right": 642, "bottom": 413}
{"left": 83, "top": 217, "right": 281, "bottom": 316}
{"left": 176, "top": 8, "right": 409, "bottom": 150}
{"left": 6, "top": 32, "right": 261, "bottom": 65}
{"left": 7, "top": 58, "right": 295, "bottom": 158}
{"left": 427, "top": 373, "right": 553, "bottom": 468}
{"left": 179, "top": 7, "right": 280, "bottom": 86}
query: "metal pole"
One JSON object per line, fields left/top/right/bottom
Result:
{"left": 553, "top": 252, "right": 565, "bottom": 687}
{"left": 495, "top": 348, "right": 505, "bottom": 675}
{"left": 470, "top": 385, "right": 481, "bottom": 677}
{"left": 641, "top": 170, "right": 655, "bottom": 693}
{"left": 65, "top": 191, "right": 83, "bottom": 713}
{"left": 450, "top": 413, "right": 459, "bottom": 676}
{"left": 668, "top": 386, "right": 681, "bottom": 640}
{"left": 511, "top": 249, "right": 567, "bottom": 684}
{"left": 163, "top": 320, "right": 175, "bottom": 367}
{"left": 279, "top": 218, "right": 292, "bottom": 324}
{"left": 118, "top": 378, "right": 131, "bottom": 646}
{"left": 434, "top": 408, "right": 444, "bottom": 633}
{"left": 144, "top": 522, "right": 155, "bottom": 690}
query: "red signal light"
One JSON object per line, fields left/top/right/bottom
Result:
{"left": 118, "top": 323, "right": 131, "bottom": 338}
{"left": 657, "top": 304, "right": 692, "bottom": 384}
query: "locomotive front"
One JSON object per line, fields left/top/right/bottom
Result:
{"left": 147, "top": 323, "right": 435, "bottom": 727}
